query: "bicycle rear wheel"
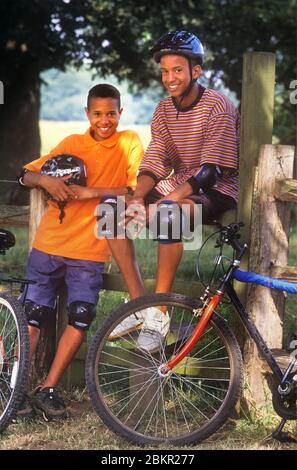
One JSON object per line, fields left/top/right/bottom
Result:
{"left": 0, "top": 294, "right": 29, "bottom": 432}
{"left": 86, "top": 293, "right": 243, "bottom": 445}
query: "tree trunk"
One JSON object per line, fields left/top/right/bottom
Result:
{"left": 0, "top": 60, "right": 41, "bottom": 204}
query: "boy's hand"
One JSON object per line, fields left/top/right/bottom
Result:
{"left": 126, "top": 195, "right": 145, "bottom": 210}
{"left": 39, "top": 174, "right": 75, "bottom": 201}
{"left": 120, "top": 196, "right": 147, "bottom": 235}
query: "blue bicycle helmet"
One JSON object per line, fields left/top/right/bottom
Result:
{"left": 151, "top": 31, "right": 204, "bottom": 66}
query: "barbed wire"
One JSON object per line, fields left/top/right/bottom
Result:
{"left": 0, "top": 180, "right": 18, "bottom": 184}
{"left": 0, "top": 211, "right": 29, "bottom": 220}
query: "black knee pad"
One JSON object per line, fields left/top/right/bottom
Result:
{"left": 24, "top": 300, "right": 55, "bottom": 329}
{"left": 154, "top": 200, "right": 184, "bottom": 244}
{"left": 68, "top": 301, "right": 96, "bottom": 331}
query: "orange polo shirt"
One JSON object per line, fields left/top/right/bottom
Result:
{"left": 25, "top": 128, "right": 143, "bottom": 262}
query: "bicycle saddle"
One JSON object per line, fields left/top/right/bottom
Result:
{"left": 0, "top": 228, "right": 15, "bottom": 253}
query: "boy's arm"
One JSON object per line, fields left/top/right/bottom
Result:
{"left": 70, "top": 185, "right": 133, "bottom": 201}
{"left": 156, "top": 181, "right": 194, "bottom": 203}
{"left": 22, "top": 170, "right": 75, "bottom": 201}
{"left": 18, "top": 135, "right": 78, "bottom": 201}
{"left": 122, "top": 175, "right": 156, "bottom": 215}
{"left": 130, "top": 174, "right": 156, "bottom": 203}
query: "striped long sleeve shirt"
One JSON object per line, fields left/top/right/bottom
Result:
{"left": 139, "top": 88, "right": 240, "bottom": 201}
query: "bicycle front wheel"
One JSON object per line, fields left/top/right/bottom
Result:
{"left": 86, "top": 293, "right": 243, "bottom": 446}
{"left": 0, "top": 294, "right": 29, "bottom": 432}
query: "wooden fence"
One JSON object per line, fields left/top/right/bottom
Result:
{"left": 0, "top": 51, "right": 296, "bottom": 404}
{"left": 244, "top": 143, "right": 295, "bottom": 404}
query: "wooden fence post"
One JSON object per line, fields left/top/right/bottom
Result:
{"left": 28, "top": 189, "right": 45, "bottom": 249}
{"left": 28, "top": 190, "right": 87, "bottom": 388}
{"left": 244, "top": 144, "right": 295, "bottom": 404}
{"left": 237, "top": 52, "right": 276, "bottom": 299}
{"left": 28, "top": 189, "right": 57, "bottom": 386}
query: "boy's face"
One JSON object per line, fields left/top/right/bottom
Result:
{"left": 86, "top": 97, "right": 122, "bottom": 141}
{"left": 160, "top": 54, "right": 201, "bottom": 98}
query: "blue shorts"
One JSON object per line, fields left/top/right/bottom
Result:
{"left": 24, "top": 248, "right": 105, "bottom": 308}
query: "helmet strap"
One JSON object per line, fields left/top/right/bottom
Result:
{"left": 58, "top": 201, "right": 67, "bottom": 224}
{"left": 175, "top": 58, "right": 197, "bottom": 119}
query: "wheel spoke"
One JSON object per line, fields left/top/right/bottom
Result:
{"left": 0, "top": 295, "right": 29, "bottom": 432}
{"left": 87, "top": 295, "right": 242, "bottom": 444}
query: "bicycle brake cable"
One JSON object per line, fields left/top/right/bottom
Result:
{"left": 196, "top": 228, "right": 232, "bottom": 303}
{"left": 196, "top": 229, "right": 221, "bottom": 290}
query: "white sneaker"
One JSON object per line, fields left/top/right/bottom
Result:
{"left": 137, "top": 307, "right": 170, "bottom": 353}
{"left": 109, "top": 312, "right": 143, "bottom": 340}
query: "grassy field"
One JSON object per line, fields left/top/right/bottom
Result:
{"left": 39, "top": 120, "right": 152, "bottom": 154}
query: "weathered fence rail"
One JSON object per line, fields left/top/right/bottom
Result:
{"left": 0, "top": 204, "right": 29, "bottom": 226}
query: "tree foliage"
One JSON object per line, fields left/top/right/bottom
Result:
{"left": 0, "top": 0, "right": 295, "bottom": 202}
{"left": 40, "top": 68, "right": 162, "bottom": 124}
{"left": 0, "top": 0, "right": 90, "bottom": 76}
{"left": 1, "top": 0, "right": 295, "bottom": 94}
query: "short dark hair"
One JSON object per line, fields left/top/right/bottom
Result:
{"left": 190, "top": 58, "right": 203, "bottom": 68}
{"left": 87, "top": 84, "right": 121, "bottom": 109}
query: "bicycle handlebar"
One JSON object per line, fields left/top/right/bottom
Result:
{"left": 0, "top": 228, "right": 15, "bottom": 255}
{"left": 215, "top": 222, "right": 245, "bottom": 254}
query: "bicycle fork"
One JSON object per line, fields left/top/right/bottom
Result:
{"left": 158, "top": 292, "right": 222, "bottom": 376}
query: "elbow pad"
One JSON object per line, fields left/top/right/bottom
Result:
{"left": 188, "top": 164, "right": 221, "bottom": 194}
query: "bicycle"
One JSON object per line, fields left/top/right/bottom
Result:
{"left": 85, "top": 223, "right": 297, "bottom": 446}
{"left": 0, "top": 228, "right": 30, "bottom": 432}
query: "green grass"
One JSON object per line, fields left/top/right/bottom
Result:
{"left": 0, "top": 227, "right": 28, "bottom": 278}
{"left": 0, "top": 395, "right": 295, "bottom": 450}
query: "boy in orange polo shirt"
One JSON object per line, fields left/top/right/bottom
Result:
{"left": 17, "top": 84, "right": 144, "bottom": 420}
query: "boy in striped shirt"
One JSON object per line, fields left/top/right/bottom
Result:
{"left": 108, "top": 31, "right": 239, "bottom": 352}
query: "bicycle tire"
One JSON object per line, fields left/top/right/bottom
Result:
{"left": 86, "top": 293, "right": 243, "bottom": 445}
{"left": 0, "top": 294, "right": 29, "bottom": 432}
